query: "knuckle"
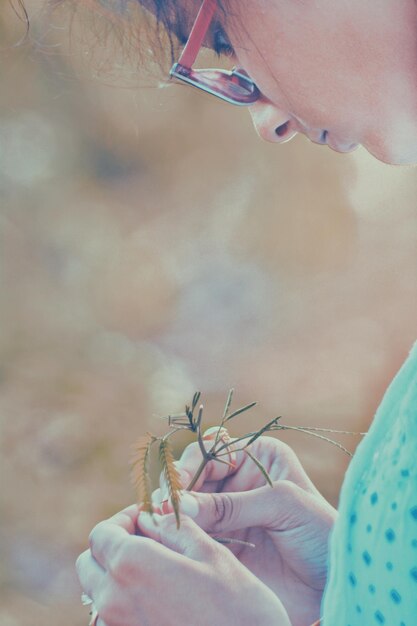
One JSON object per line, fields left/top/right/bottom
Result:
{"left": 75, "top": 550, "right": 89, "bottom": 574}
{"left": 180, "top": 441, "right": 202, "bottom": 465}
{"left": 279, "top": 440, "right": 298, "bottom": 461}
{"left": 96, "top": 595, "right": 118, "bottom": 626}
{"left": 88, "top": 521, "right": 106, "bottom": 550}
{"left": 272, "top": 479, "right": 301, "bottom": 501}
{"left": 158, "top": 512, "right": 179, "bottom": 532}
{"left": 174, "top": 513, "right": 195, "bottom": 532}
{"left": 210, "top": 493, "right": 236, "bottom": 529}
{"left": 202, "top": 541, "right": 221, "bottom": 564}
{"left": 255, "top": 436, "right": 299, "bottom": 467}
{"left": 107, "top": 542, "right": 134, "bottom": 578}
{"left": 261, "top": 435, "right": 293, "bottom": 455}
{"left": 202, "top": 426, "right": 220, "bottom": 439}
{"left": 108, "top": 539, "right": 150, "bottom": 586}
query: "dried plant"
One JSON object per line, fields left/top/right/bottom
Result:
{"left": 83, "top": 389, "right": 367, "bottom": 623}
{"left": 130, "top": 389, "right": 366, "bottom": 526}
{"left": 130, "top": 433, "right": 156, "bottom": 515}
{"left": 159, "top": 438, "right": 183, "bottom": 528}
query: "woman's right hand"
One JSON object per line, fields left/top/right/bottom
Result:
{"left": 157, "top": 432, "right": 337, "bottom": 626}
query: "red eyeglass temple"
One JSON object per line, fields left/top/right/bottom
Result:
{"left": 177, "top": 0, "right": 217, "bottom": 69}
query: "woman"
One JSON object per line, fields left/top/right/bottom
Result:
{"left": 76, "top": 1, "right": 417, "bottom": 624}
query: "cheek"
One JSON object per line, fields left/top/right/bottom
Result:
{"left": 229, "top": 0, "right": 417, "bottom": 152}
{"left": 243, "top": 57, "right": 357, "bottom": 132}
{"left": 230, "top": 6, "right": 385, "bottom": 133}
{"left": 233, "top": 32, "right": 357, "bottom": 130}
{"left": 244, "top": 43, "right": 384, "bottom": 143}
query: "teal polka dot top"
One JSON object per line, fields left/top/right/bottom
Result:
{"left": 321, "top": 341, "right": 417, "bottom": 626}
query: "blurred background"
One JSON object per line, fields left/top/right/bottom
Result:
{"left": 1, "top": 1, "right": 417, "bottom": 624}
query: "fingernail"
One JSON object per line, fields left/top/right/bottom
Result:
{"left": 161, "top": 499, "right": 173, "bottom": 515}
{"left": 138, "top": 511, "right": 160, "bottom": 528}
{"left": 202, "top": 426, "right": 219, "bottom": 440}
{"left": 180, "top": 492, "right": 199, "bottom": 518}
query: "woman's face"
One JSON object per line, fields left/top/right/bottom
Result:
{"left": 221, "top": 0, "right": 417, "bottom": 164}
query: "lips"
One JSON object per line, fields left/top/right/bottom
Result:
{"left": 306, "top": 128, "right": 358, "bottom": 153}
{"left": 325, "top": 133, "right": 359, "bottom": 153}
{"left": 303, "top": 128, "right": 327, "bottom": 144}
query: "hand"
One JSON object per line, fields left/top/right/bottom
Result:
{"left": 158, "top": 431, "right": 337, "bottom": 626}
{"left": 76, "top": 504, "right": 292, "bottom": 626}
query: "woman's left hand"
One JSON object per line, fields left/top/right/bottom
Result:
{"left": 76, "top": 504, "right": 292, "bottom": 626}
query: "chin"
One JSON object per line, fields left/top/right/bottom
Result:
{"left": 364, "top": 144, "right": 417, "bottom": 166}
{"left": 364, "top": 128, "right": 417, "bottom": 166}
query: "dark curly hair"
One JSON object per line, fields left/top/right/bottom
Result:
{"left": 8, "top": 0, "right": 30, "bottom": 40}
{"left": 10, "top": 0, "right": 229, "bottom": 67}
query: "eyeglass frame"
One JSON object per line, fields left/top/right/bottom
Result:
{"left": 169, "top": 0, "right": 261, "bottom": 106}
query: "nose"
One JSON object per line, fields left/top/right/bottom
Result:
{"left": 248, "top": 100, "right": 298, "bottom": 143}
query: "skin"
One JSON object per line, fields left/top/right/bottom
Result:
{"left": 218, "top": 0, "right": 417, "bottom": 164}
{"left": 157, "top": 434, "right": 337, "bottom": 626}
{"left": 76, "top": 500, "right": 292, "bottom": 626}
{"left": 77, "top": 435, "right": 336, "bottom": 626}
{"left": 76, "top": 1, "right": 416, "bottom": 622}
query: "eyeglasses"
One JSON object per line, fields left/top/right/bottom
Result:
{"left": 169, "top": 0, "right": 261, "bottom": 106}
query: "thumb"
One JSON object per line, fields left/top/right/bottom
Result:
{"left": 180, "top": 480, "right": 316, "bottom": 534}
{"left": 138, "top": 511, "right": 221, "bottom": 562}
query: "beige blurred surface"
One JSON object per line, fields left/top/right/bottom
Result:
{"left": 1, "top": 2, "right": 417, "bottom": 624}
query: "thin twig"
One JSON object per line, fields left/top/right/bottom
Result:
{"left": 214, "top": 431, "right": 258, "bottom": 454}
{"left": 271, "top": 425, "right": 353, "bottom": 457}
{"left": 214, "top": 388, "right": 234, "bottom": 448}
{"left": 195, "top": 405, "right": 203, "bottom": 429}
{"left": 289, "top": 425, "right": 367, "bottom": 436}
{"left": 185, "top": 456, "right": 207, "bottom": 491}
{"left": 212, "top": 537, "right": 256, "bottom": 548}
{"left": 223, "top": 388, "right": 234, "bottom": 420}
{"left": 196, "top": 405, "right": 210, "bottom": 461}
{"left": 136, "top": 390, "right": 368, "bottom": 532}
{"left": 244, "top": 416, "right": 282, "bottom": 447}
{"left": 225, "top": 401, "right": 258, "bottom": 422}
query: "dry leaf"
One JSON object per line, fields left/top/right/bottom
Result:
{"left": 159, "top": 438, "right": 182, "bottom": 528}
{"left": 130, "top": 433, "right": 154, "bottom": 514}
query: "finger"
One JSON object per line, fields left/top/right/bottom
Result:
{"left": 226, "top": 437, "right": 319, "bottom": 494}
{"left": 76, "top": 550, "right": 105, "bottom": 600}
{"left": 156, "top": 480, "right": 221, "bottom": 516}
{"left": 111, "top": 504, "right": 141, "bottom": 533}
{"left": 93, "top": 504, "right": 141, "bottom": 535}
{"left": 89, "top": 517, "right": 141, "bottom": 569}
{"left": 177, "top": 481, "right": 321, "bottom": 535}
{"left": 166, "top": 433, "right": 246, "bottom": 493}
{"left": 138, "top": 511, "right": 221, "bottom": 562}
{"left": 198, "top": 480, "right": 224, "bottom": 493}
{"left": 150, "top": 488, "right": 163, "bottom": 514}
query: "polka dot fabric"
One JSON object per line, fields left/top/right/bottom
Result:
{"left": 321, "top": 342, "right": 417, "bottom": 626}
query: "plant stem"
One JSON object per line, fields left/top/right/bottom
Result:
{"left": 185, "top": 455, "right": 209, "bottom": 491}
